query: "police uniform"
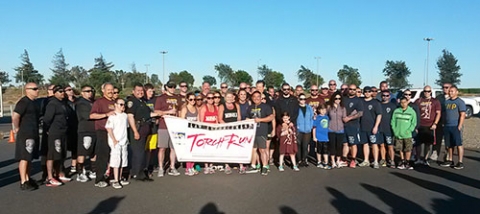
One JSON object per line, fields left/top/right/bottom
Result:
{"left": 126, "top": 96, "right": 152, "bottom": 179}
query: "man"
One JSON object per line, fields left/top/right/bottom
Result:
{"left": 75, "top": 85, "right": 97, "bottom": 182}
{"left": 306, "top": 84, "right": 323, "bottom": 110}
{"left": 342, "top": 84, "right": 364, "bottom": 168}
{"left": 239, "top": 82, "right": 247, "bottom": 90}
{"left": 38, "top": 84, "right": 56, "bottom": 182}
{"left": 392, "top": 96, "right": 417, "bottom": 170}
{"left": 246, "top": 91, "right": 274, "bottom": 175}
{"left": 414, "top": 85, "right": 441, "bottom": 166}
{"left": 13, "top": 83, "right": 40, "bottom": 190}
{"left": 126, "top": 83, "right": 159, "bottom": 181}
{"left": 294, "top": 85, "right": 304, "bottom": 97}
{"left": 201, "top": 81, "right": 211, "bottom": 97}
{"left": 64, "top": 85, "right": 78, "bottom": 174}
{"left": 371, "top": 86, "right": 378, "bottom": 99}
{"left": 178, "top": 81, "right": 189, "bottom": 105}
{"left": 358, "top": 86, "right": 382, "bottom": 169}
{"left": 220, "top": 82, "right": 228, "bottom": 97}
{"left": 377, "top": 81, "right": 396, "bottom": 103}
{"left": 256, "top": 80, "right": 272, "bottom": 104}
{"left": 113, "top": 87, "right": 120, "bottom": 100}
{"left": 319, "top": 83, "right": 331, "bottom": 104}
{"left": 433, "top": 82, "right": 452, "bottom": 162}
{"left": 154, "top": 81, "right": 180, "bottom": 177}
{"left": 440, "top": 86, "right": 466, "bottom": 169}
{"left": 144, "top": 83, "right": 158, "bottom": 173}
{"left": 340, "top": 84, "right": 349, "bottom": 97}
{"left": 328, "top": 80, "right": 337, "bottom": 95}
{"left": 267, "top": 86, "right": 275, "bottom": 100}
{"left": 274, "top": 83, "right": 299, "bottom": 125}
{"left": 90, "top": 83, "right": 116, "bottom": 188}
{"left": 379, "top": 90, "right": 397, "bottom": 168}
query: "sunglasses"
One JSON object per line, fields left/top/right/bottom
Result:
{"left": 214, "top": 96, "right": 221, "bottom": 99}
{"left": 299, "top": 98, "right": 306, "bottom": 101}
{"left": 206, "top": 97, "right": 214, "bottom": 100}
{"left": 240, "top": 87, "right": 246, "bottom": 90}
{"left": 310, "top": 89, "right": 318, "bottom": 92}
{"left": 221, "top": 86, "right": 228, "bottom": 89}
{"left": 423, "top": 90, "right": 432, "bottom": 93}
{"left": 196, "top": 98, "right": 203, "bottom": 101}
{"left": 57, "top": 90, "right": 65, "bottom": 93}
{"left": 329, "top": 84, "right": 336, "bottom": 86}
{"left": 404, "top": 93, "right": 412, "bottom": 96}
{"left": 371, "top": 90, "right": 377, "bottom": 93}
{"left": 27, "top": 87, "right": 39, "bottom": 91}
{"left": 321, "top": 88, "right": 328, "bottom": 90}
{"left": 188, "top": 98, "right": 195, "bottom": 101}
{"left": 443, "top": 86, "right": 450, "bottom": 89}
{"left": 382, "top": 94, "right": 390, "bottom": 97}
{"left": 116, "top": 103, "right": 125, "bottom": 106}
{"left": 113, "top": 92, "right": 119, "bottom": 94}
{"left": 282, "top": 88, "right": 290, "bottom": 91}
{"left": 82, "top": 90, "right": 93, "bottom": 93}
{"left": 180, "top": 85, "right": 188, "bottom": 88}
{"left": 349, "top": 88, "right": 356, "bottom": 91}
{"left": 364, "top": 90, "right": 372, "bottom": 93}
{"left": 335, "top": 97, "right": 342, "bottom": 100}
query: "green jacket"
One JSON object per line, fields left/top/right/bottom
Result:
{"left": 391, "top": 106, "right": 417, "bottom": 139}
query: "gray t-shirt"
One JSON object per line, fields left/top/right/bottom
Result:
{"left": 445, "top": 98, "right": 466, "bottom": 127}
{"left": 247, "top": 103, "right": 273, "bottom": 136}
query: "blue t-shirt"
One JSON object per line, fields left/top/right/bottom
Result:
{"left": 313, "top": 115, "right": 329, "bottom": 142}
{"left": 445, "top": 98, "right": 466, "bottom": 127}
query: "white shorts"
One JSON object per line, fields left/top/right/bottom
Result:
{"left": 109, "top": 143, "right": 128, "bottom": 168}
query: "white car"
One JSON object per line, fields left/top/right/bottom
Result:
{"left": 395, "top": 88, "right": 480, "bottom": 119}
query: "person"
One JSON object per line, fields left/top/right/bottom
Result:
{"left": 340, "top": 84, "right": 349, "bottom": 97}
{"left": 201, "top": 81, "right": 211, "bottom": 97}
{"left": 143, "top": 83, "right": 157, "bottom": 175}
{"left": 402, "top": 89, "right": 421, "bottom": 161}
{"left": 414, "top": 85, "right": 441, "bottom": 166}
{"left": 379, "top": 90, "right": 397, "bottom": 168}
{"left": 440, "top": 86, "right": 466, "bottom": 169}
{"left": 195, "top": 94, "right": 204, "bottom": 109}
{"left": 326, "top": 91, "right": 348, "bottom": 168}
{"left": 105, "top": 98, "right": 129, "bottom": 189}
{"left": 179, "top": 92, "right": 199, "bottom": 176}
{"left": 38, "top": 84, "right": 56, "bottom": 183}
{"left": 274, "top": 83, "right": 299, "bottom": 127}
{"left": 13, "top": 82, "right": 40, "bottom": 190}
{"left": 218, "top": 91, "right": 242, "bottom": 174}
{"left": 113, "top": 87, "right": 120, "bottom": 100}
{"left": 43, "top": 85, "right": 71, "bottom": 186}
{"left": 355, "top": 88, "right": 363, "bottom": 98}
{"left": 296, "top": 93, "right": 314, "bottom": 167}
{"left": 75, "top": 85, "right": 97, "bottom": 182}
{"left": 199, "top": 92, "right": 218, "bottom": 174}
{"left": 64, "top": 85, "right": 78, "bottom": 174}
{"left": 306, "top": 84, "right": 323, "bottom": 110}
{"left": 312, "top": 104, "right": 330, "bottom": 169}
{"left": 294, "top": 85, "right": 304, "bottom": 97}
{"left": 219, "top": 82, "right": 228, "bottom": 103}
{"left": 260, "top": 93, "right": 276, "bottom": 167}
{"left": 392, "top": 96, "right": 417, "bottom": 170}
{"left": 358, "top": 86, "right": 382, "bottom": 169}
{"left": 376, "top": 81, "right": 396, "bottom": 103}
{"left": 267, "top": 86, "right": 276, "bottom": 101}
{"left": 319, "top": 83, "right": 331, "bottom": 103}
{"left": 276, "top": 112, "right": 299, "bottom": 172}
{"left": 237, "top": 89, "right": 251, "bottom": 120}
{"left": 213, "top": 91, "right": 222, "bottom": 107}
{"left": 433, "top": 82, "right": 452, "bottom": 162}
{"left": 178, "top": 81, "right": 189, "bottom": 101}
{"left": 246, "top": 91, "right": 274, "bottom": 175}
{"left": 371, "top": 86, "right": 378, "bottom": 99}
{"left": 343, "top": 84, "right": 364, "bottom": 168}
{"left": 154, "top": 81, "right": 181, "bottom": 177}
{"left": 256, "top": 80, "right": 272, "bottom": 104}
{"left": 89, "top": 83, "right": 116, "bottom": 188}
{"left": 328, "top": 80, "right": 337, "bottom": 95}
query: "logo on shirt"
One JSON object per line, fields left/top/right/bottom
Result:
{"left": 349, "top": 102, "right": 353, "bottom": 108}
{"left": 368, "top": 105, "right": 373, "bottom": 110}
{"left": 321, "top": 119, "right": 328, "bottom": 128}
{"left": 127, "top": 101, "right": 133, "bottom": 108}
{"left": 386, "top": 107, "right": 391, "bottom": 113}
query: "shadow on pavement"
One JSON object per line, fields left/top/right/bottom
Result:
{"left": 326, "top": 187, "right": 384, "bottom": 214}
{"left": 87, "top": 196, "right": 125, "bottom": 214}
{"left": 413, "top": 166, "right": 480, "bottom": 189}
{"left": 391, "top": 172, "right": 480, "bottom": 214}
{"left": 0, "top": 161, "right": 41, "bottom": 188}
{"left": 199, "top": 203, "right": 225, "bottom": 214}
{"left": 279, "top": 206, "right": 299, "bottom": 214}
{"left": 360, "top": 183, "right": 429, "bottom": 214}
{"left": 0, "top": 158, "right": 16, "bottom": 169}
{"left": 464, "top": 155, "right": 480, "bottom": 163}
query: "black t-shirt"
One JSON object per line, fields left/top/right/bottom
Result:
{"left": 360, "top": 99, "right": 382, "bottom": 131}
{"left": 247, "top": 103, "right": 273, "bottom": 136}
{"left": 380, "top": 102, "right": 397, "bottom": 134}
{"left": 75, "top": 97, "right": 95, "bottom": 133}
{"left": 343, "top": 96, "right": 364, "bottom": 127}
{"left": 14, "top": 96, "right": 40, "bottom": 138}
{"left": 43, "top": 97, "right": 68, "bottom": 135}
{"left": 126, "top": 96, "right": 152, "bottom": 122}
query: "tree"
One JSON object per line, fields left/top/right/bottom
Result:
{"left": 382, "top": 60, "right": 411, "bottom": 89}
{"left": 14, "top": 49, "right": 44, "bottom": 85}
{"left": 233, "top": 70, "right": 253, "bottom": 86}
{"left": 71, "top": 66, "right": 89, "bottom": 88}
{"left": 435, "top": 49, "right": 462, "bottom": 86}
{"left": 258, "top": 64, "right": 285, "bottom": 88}
{"left": 202, "top": 75, "right": 217, "bottom": 86}
{"left": 179, "top": 70, "right": 195, "bottom": 87}
{"left": 214, "top": 63, "right": 235, "bottom": 85}
{"left": 88, "top": 54, "right": 115, "bottom": 90}
{"left": 337, "top": 65, "right": 362, "bottom": 86}
{"left": 0, "top": 70, "right": 11, "bottom": 84}
{"left": 297, "top": 65, "right": 324, "bottom": 88}
{"left": 49, "top": 48, "right": 73, "bottom": 86}
{"left": 150, "top": 74, "right": 161, "bottom": 87}
{"left": 124, "top": 71, "right": 146, "bottom": 88}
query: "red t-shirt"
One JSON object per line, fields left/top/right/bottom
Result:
{"left": 90, "top": 97, "right": 115, "bottom": 131}
{"left": 319, "top": 93, "right": 331, "bottom": 104}
{"left": 155, "top": 94, "right": 181, "bottom": 129}
{"left": 306, "top": 96, "right": 324, "bottom": 110}
{"left": 202, "top": 105, "right": 218, "bottom": 124}
{"left": 415, "top": 97, "right": 441, "bottom": 127}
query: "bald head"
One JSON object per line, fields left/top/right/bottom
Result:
{"left": 103, "top": 83, "right": 114, "bottom": 99}
{"left": 25, "top": 82, "right": 39, "bottom": 99}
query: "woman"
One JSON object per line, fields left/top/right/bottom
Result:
{"left": 237, "top": 89, "right": 251, "bottom": 120}
{"left": 326, "top": 91, "right": 348, "bottom": 168}
{"left": 218, "top": 91, "right": 242, "bottom": 174}
{"left": 195, "top": 94, "right": 204, "bottom": 109}
{"left": 213, "top": 91, "right": 222, "bottom": 107}
{"left": 179, "top": 92, "right": 199, "bottom": 176}
{"left": 199, "top": 92, "right": 218, "bottom": 174}
{"left": 296, "top": 93, "right": 314, "bottom": 167}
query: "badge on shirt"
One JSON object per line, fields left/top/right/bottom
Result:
{"left": 127, "top": 101, "right": 133, "bottom": 108}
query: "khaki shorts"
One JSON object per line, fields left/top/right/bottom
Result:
{"left": 395, "top": 138, "right": 413, "bottom": 152}
{"left": 157, "top": 129, "right": 173, "bottom": 149}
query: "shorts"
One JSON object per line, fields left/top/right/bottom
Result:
{"left": 417, "top": 126, "right": 435, "bottom": 145}
{"left": 395, "top": 138, "right": 413, "bottom": 152}
{"left": 15, "top": 136, "right": 39, "bottom": 161}
{"left": 77, "top": 133, "right": 96, "bottom": 157}
{"left": 316, "top": 141, "right": 329, "bottom": 155}
{"left": 108, "top": 142, "right": 128, "bottom": 168}
{"left": 47, "top": 134, "right": 66, "bottom": 161}
{"left": 254, "top": 136, "right": 267, "bottom": 149}
{"left": 379, "top": 132, "right": 394, "bottom": 146}
{"left": 67, "top": 131, "right": 78, "bottom": 153}
{"left": 345, "top": 126, "right": 360, "bottom": 145}
{"left": 157, "top": 129, "right": 173, "bottom": 148}
{"left": 360, "top": 131, "right": 380, "bottom": 144}
{"left": 444, "top": 126, "right": 462, "bottom": 147}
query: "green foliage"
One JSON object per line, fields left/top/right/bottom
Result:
{"left": 14, "top": 49, "right": 44, "bottom": 84}
{"left": 202, "top": 75, "right": 217, "bottom": 86}
{"left": 297, "top": 65, "right": 324, "bottom": 88}
{"left": 337, "top": 65, "right": 362, "bottom": 87}
{"left": 435, "top": 49, "right": 462, "bottom": 87}
{"left": 382, "top": 60, "right": 411, "bottom": 89}
{"left": 233, "top": 70, "right": 253, "bottom": 86}
{"left": 150, "top": 74, "right": 161, "bottom": 87}
{"left": 49, "top": 48, "right": 73, "bottom": 86}
{"left": 0, "top": 70, "right": 11, "bottom": 84}
{"left": 214, "top": 63, "right": 235, "bottom": 85}
{"left": 71, "top": 66, "right": 89, "bottom": 88}
{"left": 458, "top": 88, "right": 480, "bottom": 94}
{"left": 258, "top": 65, "right": 285, "bottom": 88}
{"left": 125, "top": 71, "right": 147, "bottom": 88}
{"left": 168, "top": 70, "right": 194, "bottom": 87}
{"left": 88, "top": 54, "right": 115, "bottom": 90}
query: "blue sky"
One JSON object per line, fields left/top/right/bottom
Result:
{"left": 1, "top": 1, "right": 479, "bottom": 88}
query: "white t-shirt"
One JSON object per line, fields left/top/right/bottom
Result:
{"left": 105, "top": 112, "right": 129, "bottom": 145}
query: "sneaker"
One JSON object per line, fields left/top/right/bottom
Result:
{"left": 157, "top": 169, "right": 165, "bottom": 177}
{"left": 20, "top": 182, "right": 34, "bottom": 191}
{"left": 424, "top": 160, "right": 431, "bottom": 166}
{"left": 322, "top": 162, "right": 329, "bottom": 169}
{"left": 59, "top": 176, "right": 72, "bottom": 182}
{"left": 388, "top": 160, "right": 396, "bottom": 169}
{"left": 414, "top": 159, "right": 424, "bottom": 165}
{"left": 153, "top": 166, "right": 160, "bottom": 172}
{"left": 120, "top": 178, "right": 130, "bottom": 186}
{"left": 269, "top": 158, "right": 274, "bottom": 166}
{"left": 358, "top": 161, "right": 370, "bottom": 167}
{"left": 239, "top": 166, "right": 246, "bottom": 174}
{"left": 338, "top": 160, "right": 348, "bottom": 167}
{"left": 430, "top": 151, "right": 438, "bottom": 161}
{"left": 293, "top": 165, "right": 300, "bottom": 171}
{"left": 278, "top": 165, "right": 285, "bottom": 172}
{"left": 225, "top": 166, "right": 232, "bottom": 175}
{"left": 246, "top": 166, "right": 259, "bottom": 174}
{"left": 203, "top": 167, "right": 210, "bottom": 175}
{"left": 261, "top": 167, "right": 268, "bottom": 175}
{"left": 256, "top": 163, "right": 261, "bottom": 169}
{"left": 168, "top": 168, "right": 180, "bottom": 176}
{"left": 325, "top": 164, "right": 332, "bottom": 170}
{"left": 349, "top": 160, "right": 356, "bottom": 168}
{"left": 373, "top": 162, "right": 380, "bottom": 169}
{"left": 88, "top": 172, "right": 97, "bottom": 179}
{"left": 332, "top": 162, "right": 338, "bottom": 169}
{"left": 94, "top": 181, "right": 108, "bottom": 188}
{"left": 454, "top": 162, "right": 464, "bottom": 170}
{"left": 28, "top": 179, "right": 39, "bottom": 189}
{"left": 208, "top": 167, "right": 216, "bottom": 174}
{"left": 397, "top": 163, "right": 406, "bottom": 170}
{"left": 111, "top": 181, "right": 122, "bottom": 189}
{"left": 46, "top": 178, "right": 62, "bottom": 187}
{"left": 70, "top": 166, "right": 77, "bottom": 174}
{"left": 379, "top": 159, "right": 386, "bottom": 167}
{"left": 440, "top": 161, "right": 453, "bottom": 167}
{"left": 76, "top": 173, "right": 88, "bottom": 183}
{"left": 406, "top": 162, "right": 414, "bottom": 170}
{"left": 316, "top": 162, "right": 323, "bottom": 168}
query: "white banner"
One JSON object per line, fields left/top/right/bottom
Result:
{"left": 164, "top": 116, "right": 257, "bottom": 163}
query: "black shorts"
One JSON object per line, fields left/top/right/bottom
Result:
{"left": 77, "top": 132, "right": 97, "bottom": 157}
{"left": 345, "top": 126, "right": 360, "bottom": 145}
{"left": 47, "top": 134, "right": 66, "bottom": 161}
{"left": 316, "top": 141, "right": 329, "bottom": 155}
{"left": 67, "top": 131, "right": 78, "bottom": 153}
{"left": 417, "top": 126, "right": 434, "bottom": 144}
{"left": 378, "top": 132, "right": 394, "bottom": 146}
{"left": 15, "top": 136, "right": 39, "bottom": 161}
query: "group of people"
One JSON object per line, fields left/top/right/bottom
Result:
{"left": 13, "top": 78, "right": 466, "bottom": 191}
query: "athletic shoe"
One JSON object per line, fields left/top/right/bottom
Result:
{"left": 430, "top": 151, "right": 438, "bottom": 161}
{"left": 153, "top": 166, "right": 159, "bottom": 172}
{"left": 397, "top": 162, "right": 406, "bottom": 170}
{"left": 94, "top": 181, "right": 108, "bottom": 188}
{"left": 414, "top": 159, "right": 424, "bottom": 165}
{"left": 269, "top": 158, "right": 274, "bottom": 166}
{"left": 424, "top": 160, "right": 431, "bottom": 166}
{"left": 332, "top": 162, "right": 338, "bottom": 169}
{"left": 88, "top": 172, "right": 97, "bottom": 179}
{"left": 316, "top": 162, "right": 323, "bottom": 168}
{"left": 349, "top": 160, "right": 356, "bottom": 168}
{"left": 261, "top": 167, "right": 268, "bottom": 176}
{"left": 168, "top": 168, "right": 180, "bottom": 176}
{"left": 185, "top": 168, "right": 195, "bottom": 176}
{"left": 373, "top": 162, "right": 380, "bottom": 169}
{"left": 293, "top": 165, "right": 300, "bottom": 171}
{"left": 120, "top": 178, "right": 130, "bottom": 186}
{"left": 20, "top": 182, "right": 34, "bottom": 191}
{"left": 208, "top": 167, "right": 216, "bottom": 174}
{"left": 454, "top": 162, "right": 464, "bottom": 170}
{"left": 358, "top": 161, "right": 370, "bottom": 167}
{"left": 388, "top": 160, "right": 396, "bottom": 169}
{"left": 440, "top": 161, "right": 453, "bottom": 167}
{"left": 239, "top": 166, "right": 246, "bottom": 174}
{"left": 157, "top": 169, "right": 164, "bottom": 177}
{"left": 225, "top": 166, "right": 232, "bottom": 175}
{"left": 338, "top": 160, "right": 348, "bottom": 167}
{"left": 46, "top": 178, "right": 63, "bottom": 187}
{"left": 28, "top": 179, "right": 39, "bottom": 189}
{"left": 278, "top": 165, "right": 285, "bottom": 172}
{"left": 59, "top": 176, "right": 72, "bottom": 182}
{"left": 111, "top": 181, "right": 122, "bottom": 189}
{"left": 76, "top": 173, "right": 88, "bottom": 183}
{"left": 379, "top": 159, "right": 386, "bottom": 167}
{"left": 325, "top": 164, "right": 332, "bottom": 170}
{"left": 70, "top": 166, "right": 77, "bottom": 174}
{"left": 406, "top": 162, "right": 414, "bottom": 170}
{"left": 246, "top": 166, "right": 259, "bottom": 174}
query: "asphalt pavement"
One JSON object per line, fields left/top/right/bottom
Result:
{"left": 0, "top": 138, "right": 479, "bottom": 214}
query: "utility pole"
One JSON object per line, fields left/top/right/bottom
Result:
{"left": 160, "top": 51, "right": 168, "bottom": 84}
{"left": 145, "top": 64, "right": 150, "bottom": 84}
{"left": 424, "top": 38, "right": 434, "bottom": 86}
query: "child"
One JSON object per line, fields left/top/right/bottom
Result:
{"left": 313, "top": 104, "right": 330, "bottom": 169}
{"left": 276, "top": 112, "right": 299, "bottom": 171}
{"left": 105, "top": 98, "right": 129, "bottom": 189}
{"left": 391, "top": 96, "right": 417, "bottom": 170}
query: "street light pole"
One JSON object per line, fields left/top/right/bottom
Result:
{"left": 144, "top": 64, "right": 150, "bottom": 84}
{"left": 424, "top": 38, "right": 434, "bottom": 86}
{"left": 160, "top": 51, "right": 168, "bottom": 84}
{"left": 314, "top": 56, "right": 321, "bottom": 86}
{"left": 257, "top": 59, "right": 261, "bottom": 81}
